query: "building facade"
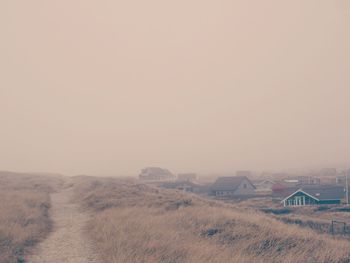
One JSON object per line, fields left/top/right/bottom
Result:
{"left": 211, "top": 176, "right": 256, "bottom": 197}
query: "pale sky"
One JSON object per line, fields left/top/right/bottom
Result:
{"left": 1, "top": 1, "right": 350, "bottom": 175}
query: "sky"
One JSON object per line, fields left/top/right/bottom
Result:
{"left": 1, "top": 1, "right": 350, "bottom": 176}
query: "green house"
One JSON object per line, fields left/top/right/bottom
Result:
{"left": 281, "top": 186, "right": 345, "bottom": 207}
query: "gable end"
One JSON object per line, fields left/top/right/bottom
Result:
{"left": 281, "top": 189, "right": 319, "bottom": 204}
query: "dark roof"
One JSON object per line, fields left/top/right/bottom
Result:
{"left": 284, "top": 185, "right": 345, "bottom": 201}
{"left": 211, "top": 176, "right": 255, "bottom": 191}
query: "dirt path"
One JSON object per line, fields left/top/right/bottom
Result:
{"left": 28, "top": 186, "right": 100, "bottom": 263}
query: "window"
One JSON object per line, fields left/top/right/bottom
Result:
{"left": 243, "top": 184, "right": 247, "bottom": 189}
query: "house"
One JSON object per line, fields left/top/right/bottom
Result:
{"left": 139, "top": 167, "right": 175, "bottom": 181}
{"left": 335, "top": 174, "right": 350, "bottom": 185}
{"left": 254, "top": 180, "right": 276, "bottom": 193}
{"left": 161, "top": 181, "right": 198, "bottom": 192}
{"left": 297, "top": 176, "right": 321, "bottom": 185}
{"left": 283, "top": 179, "right": 299, "bottom": 185}
{"left": 281, "top": 185, "right": 345, "bottom": 207}
{"left": 319, "top": 168, "right": 337, "bottom": 177}
{"left": 272, "top": 182, "right": 298, "bottom": 198}
{"left": 211, "top": 176, "right": 256, "bottom": 197}
{"left": 336, "top": 175, "right": 346, "bottom": 184}
{"left": 177, "top": 173, "right": 197, "bottom": 182}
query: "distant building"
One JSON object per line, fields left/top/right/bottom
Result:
{"left": 272, "top": 177, "right": 320, "bottom": 198}
{"left": 254, "top": 180, "right": 276, "bottom": 193}
{"left": 296, "top": 176, "right": 321, "bottom": 185}
{"left": 319, "top": 168, "right": 337, "bottom": 177}
{"left": 177, "top": 173, "right": 197, "bottom": 182}
{"left": 161, "top": 181, "right": 198, "bottom": 192}
{"left": 283, "top": 179, "right": 299, "bottom": 185}
{"left": 336, "top": 175, "right": 347, "bottom": 185}
{"left": 211, "top": 176, "right": 256, "bottom": 197}
{"left": 280, "top": 176, "right": 320, "bottom": 185}
{"left": 272, "top": 182, "right": 298, "bottom": 198}
{"left": 336, "top": 170, "right": 350, "bottom": 183}
{"left": 281, "top": 185, "right": 345, "bottom": 207}
{"left": 139, "top": 167, "right": 175, "bottom": 181}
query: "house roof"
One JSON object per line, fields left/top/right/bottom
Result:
{"left": 301, "top": 185, "right": 345, "bottom": 200}
{"left": 282, "top": 185, "right": 345, "bottom": 202}
{"left": 211, "top": 176, "right": 255, "bottom": 191}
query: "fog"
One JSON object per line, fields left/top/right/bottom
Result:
{"left": 1, "top": 1, "right": 350, "bottom": 175}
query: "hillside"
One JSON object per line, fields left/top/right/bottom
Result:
{"left": 72, "top": 176, "right": 350, "bottom": 263}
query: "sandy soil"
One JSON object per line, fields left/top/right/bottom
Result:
{"left": 28, "top": 186, "right": 100, "bottom": 263}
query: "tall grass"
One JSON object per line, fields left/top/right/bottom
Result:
{"left": 73, "top": 176, "right": 350, "bottom": 263}
{"left": 0, "top": 172, "right": 63, "bottom": 263}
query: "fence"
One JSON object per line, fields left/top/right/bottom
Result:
{"left": 330, "top": 220, "right": 347, "bottom": 235}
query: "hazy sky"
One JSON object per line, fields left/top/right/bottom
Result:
{"left": 1, "top": 1, "right": 350, "bottom": 175}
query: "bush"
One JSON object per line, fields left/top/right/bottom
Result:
{"left": 261, "top": 208, "right": 292, "bottom": 215}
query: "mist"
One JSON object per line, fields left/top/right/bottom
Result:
{"left": 1, "top": 0, "right": 350, "bottom": 175}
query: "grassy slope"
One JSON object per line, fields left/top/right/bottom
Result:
{"left": 72, "top": 176, "right": 350, "bottom": 263}
{"left": 0, "top": 172, "right": 63, "bottom": 263}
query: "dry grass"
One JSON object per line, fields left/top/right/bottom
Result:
{"left": 239, "top": 198, "right": 350, "bottom": 237}
{"left": 72, "top": 176, "right": 350, "bottom": 263}
{"left": 0, "top": 171, "right": 63, "bottom": 263}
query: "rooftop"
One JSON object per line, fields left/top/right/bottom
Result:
{"left": 211, "top": 176, "right": 254, "bottom": 191}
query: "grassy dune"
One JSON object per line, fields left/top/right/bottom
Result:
{"left": 0, "top": 172, "right": 63, "bottom": 263}
{"left": 72, "top": 176, "right": 350, "bottom": 263}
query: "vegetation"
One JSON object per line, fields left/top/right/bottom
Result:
{"left": 0, "top": 172, "right": 62, "bottom": 263}
{"left": 72, "top": 176, "right": 350, "bottom": 263}
{"left": 261, "top": 208, "right": 292, "bottom": 215}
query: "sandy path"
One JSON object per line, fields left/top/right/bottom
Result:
{"left": 28, "top": 186, "right": 100, "bottom": 263}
